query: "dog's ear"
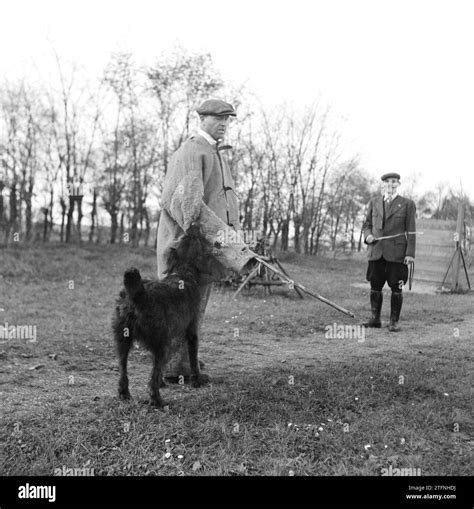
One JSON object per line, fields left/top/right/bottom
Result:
{"left": 124, "top": 268, "right": 141, "bottom": 288}
{"left": 123, "top": 267, "right": 146, "bottom": 304}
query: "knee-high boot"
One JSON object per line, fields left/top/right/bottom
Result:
{"left": 363, "top": 290, "right": 383, "bottom": 328}
{"left": 388, "top": 291, "right": 403, "bottom": 332}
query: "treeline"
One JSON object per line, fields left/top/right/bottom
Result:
{"left": 0, "top": 48, "right": 468, "bottom": 252}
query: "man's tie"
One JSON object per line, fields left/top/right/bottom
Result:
{"left": 384, "top": 196, "right": 393, "bottom": 225}
{"left": 215, "top": 142, "right": 233, "bottom": 227}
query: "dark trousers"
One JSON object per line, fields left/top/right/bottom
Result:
{"left": 367, "top": 257, "right": 408, "bottom": 292}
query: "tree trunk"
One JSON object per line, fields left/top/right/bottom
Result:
{"left": 342, "top": 213, "right": 350, "bottom": 253}
{"left": 281, "top": 218, "right": 289, "bottom": 251}
{"left": 96, "top": 218, "right": 102, "bottom": 244}
{"left": 76, "top": 195, "right": 83, "bottom": 244}
{"left": 119, "top": 212, "right": 125, "bottom": 244}
{"left": 65, "top": 196, "right": 75, "bottom": 243}
{"left": 303, "top": 223, "right": 311, "bottom": 254}
{"left": 350, "top": 215, "right": 356, "bottom": 252}
{"left": 24, "top": 175, "right": 35, "bottom": 242}
{"left": 272, "top": 222, "right": 282, "bottom": 251}
{"left": 89, "top": 188, "right": 97, "bottom": 243}
{"left": 60, "top": 197, "right": 67, "bottom": 242}
{"left": 9, "top": 182, "right": 18, "bottom": 237}
{"left": 25, "top": 193, "right": 33, "bottom": 241}
{"left": 144, "top": 207, "right": 150, "bottom": 247}
{"left": 0, "top": 181, "right": 4, "bottom": 231}
{"left": 42, "top": 208, "right": 49, "bottom": 242}
{"left": 294, "top": 217, "right": 301, "bottom": 253}
{"left": 314, "top": 233, "right": 322, "bottom": 255}
{"left": 332, "top": 215, "right": 340, "bottom": 251}
{"left": 110, "top": 211, "right": 118, "bottom": 244}
{"left": 47, "top": 186, "right": 54, "bottom": 241}
{"left": 131, "top": 206, "right": 138, "bottom": 247}
{"left": 262, "top": 195, "right": 269, "bottom": 237}
{"left": 137, "top": 202, "right": 144, "bottom": 246}
{"left": 244, "top": 187, "right": 254, "bottom": 231}
{"left": 357, "top": 228, "right": 363, "bottom": 252}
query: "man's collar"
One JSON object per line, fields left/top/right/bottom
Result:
{"left": 197, "top": 128, "right": 217, "bottom": 146}
{"left": 384, "top": 192, "right": 399, "bottom": 201}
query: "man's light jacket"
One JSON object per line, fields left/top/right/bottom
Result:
{"left": 157, "top": 134, "right": 253, "bottom": 280}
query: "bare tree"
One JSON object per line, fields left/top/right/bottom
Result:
{"left": 48, "top": 52, "right": 101, "bottom": 243}
{"left": 0, "top": 79, "right": 42, "bottom": 243}
{"left": 100, "top": 52, "right": 160, "bottom": 245}
{"left": 146, "top": 47, "right": 223, "bottom": 176}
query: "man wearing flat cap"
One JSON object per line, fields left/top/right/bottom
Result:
{"left": 156, "top": 98, "right": 255, "bottom": 382}
{"left": 362, "top": 173, "right": 416, "bottom": 332}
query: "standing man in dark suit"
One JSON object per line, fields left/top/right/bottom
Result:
{"left": 362, "top": 173, "right": 416, "bottom": 331}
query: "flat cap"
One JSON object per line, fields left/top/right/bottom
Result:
{"left": 196, "top": 99, "right": 236, "bottom": 117}
{"left": 381, "top": 172, "right": 401, "bottom": 181}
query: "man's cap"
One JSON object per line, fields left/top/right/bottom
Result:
{"left": 196, "top": 99, "right": 237, "bottom": 117}
{"left": 381, "top": 172, "right": 401, "bottom": 181}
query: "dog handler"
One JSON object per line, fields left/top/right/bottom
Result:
{"left": 362, "top": 173, "right": 416, "bottom": 332}
{"left": 156, "top": 99, "right": 256, "bottom": 382}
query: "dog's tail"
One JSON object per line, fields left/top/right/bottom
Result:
{"left": 123, "top": 268, "right": 146, "bottom": 305}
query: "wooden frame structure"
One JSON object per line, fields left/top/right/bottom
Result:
{"left": 439, "top": 202, "right": 472, "bottom": 293}
{"left": 231, "top": 252, "right": 304, "bottom": 299}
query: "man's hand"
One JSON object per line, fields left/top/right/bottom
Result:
{"left": 404, "top": 256, "right": 414, "bottom": 265}
{"left": 366, "top": 234, "right": 375, "bottom": 244}
{"left": 247, "top": 239, "right": 259, "bottom": 251}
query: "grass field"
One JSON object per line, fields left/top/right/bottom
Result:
{"left": 1, "top": 242, "right": 473, "bottom": 476}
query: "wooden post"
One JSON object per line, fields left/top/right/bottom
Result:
{"left": 452, "top": 202, "right": 465, "bottom": 291}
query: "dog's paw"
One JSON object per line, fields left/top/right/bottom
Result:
{"left": 118, "top": 390, "right": 132, "bottom": 401}
{"left": 191, "top": 373, "right": 212, "bottom": 388}
{"left": 149, "top": 397, "right": 169, "bottom": 409}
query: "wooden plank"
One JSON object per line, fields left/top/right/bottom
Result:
{"left": 412, "top": 218, "right": 457, "bottom": 285}
{"left": 413, "top": 216, "right": 472, "bottom": 288}
{"left": 248, "top": 281, "right": 285, "bottom": 286}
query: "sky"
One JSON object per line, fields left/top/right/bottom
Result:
{"left": 1, "top": 0, "right": 473, "bottom": 198}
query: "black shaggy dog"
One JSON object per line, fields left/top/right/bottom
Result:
{"left": 112, "top": 224, "right": 214, "bottom": 408}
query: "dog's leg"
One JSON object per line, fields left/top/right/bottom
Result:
{"left": 186, "top": 328, "right": 211, "bottom": 388}
{"left": 116, "top": 329, "right": 133, "bottom": 400}
{"left": 187, "top": 330, "right": 200, "bottom": 387}
{"left": 149, "top": 353, "right": 168, "bottom": 408}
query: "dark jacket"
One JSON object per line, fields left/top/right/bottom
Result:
{"left": 362, "top": 195, "right": 416, "bottom": 262}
